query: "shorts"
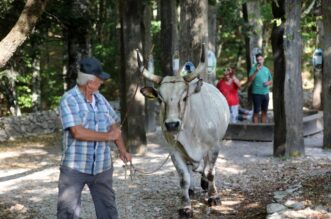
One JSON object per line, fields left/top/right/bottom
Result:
{"left": 252, "top": 93, "right": 269, "bottom": 113}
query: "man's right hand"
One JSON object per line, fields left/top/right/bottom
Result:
{"left": 108, "top": 126, "right": 122, "bottom": 141}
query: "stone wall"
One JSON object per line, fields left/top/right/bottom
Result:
{"left": 0, "top": 110, "right": 61, "bottom": 142}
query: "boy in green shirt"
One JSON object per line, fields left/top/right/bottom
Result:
{"left": 248, "top": 53, "right": 273, "bottom": 123}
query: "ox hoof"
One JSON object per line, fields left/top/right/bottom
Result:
{"left": 201, "top": 177, "right": 208, "bottom": 191}
{"left": 207, "top": 196, "right": 221, "bottom": 206}
{"left": 178, "top": 208, "right": 193, "bottom": 218}
{"left": 189, "top": 189, "right": 194, "bottom": 197}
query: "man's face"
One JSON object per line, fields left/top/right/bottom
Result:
{"left": 87, "top": 77, "right": 103, "bottom": 93}
{"left": 257, "top": 56, "right": 264, "bottom": 65}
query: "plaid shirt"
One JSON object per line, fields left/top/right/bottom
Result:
{"left": 59, "top": 86, "right": 119, "bottom": 175}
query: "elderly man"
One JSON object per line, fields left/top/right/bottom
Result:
{"left": 57, "top": 57, "right": 131, "bottom": 219}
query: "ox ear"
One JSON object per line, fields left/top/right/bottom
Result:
{"left": 140, "top": 87, "right": 163, "bottom": 102}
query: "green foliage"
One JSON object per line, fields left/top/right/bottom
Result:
{"left": 16, "top": 75, "right": 33, "bottom": 109}
{"left": 0, "top": 0, "right": 323, "bottom": 115}
{"left": 151, "top": 20, "right": 161, "bottom": 34}
{"left": 150, "top": 19, "right": 162, "bottom": 76}
{"left": 218, "top": 0, "right": 244, "bottom": 33}
{"left": 40, "top": 68, "right": 63, "bottom": 109}
{"left": 0, "top": 0, "right": 17, "bottom": 19}
{"left": 260, "top": 2, "right": 273, "bottom": 22}
{"left": 301, "top": 4, "right": 318, "bottom": 78}
{"left": 92, "top": 21, "right": 119, "bottom": 100}
{"left": 217, "top": 0, "right": 246, "bottom": 73}
{"left": 208, "top": 0, "right": 217, "bottom": 6}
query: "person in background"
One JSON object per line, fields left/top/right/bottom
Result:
{"left": 217, "top": 67, "right": 241, "bottom": 123}
{"left": 57, "top": 57, "right": 132, "bottom": 219}
{"left": 248, "top": 53, "right": 273, "bottom": 123}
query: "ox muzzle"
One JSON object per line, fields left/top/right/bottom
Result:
{"left": 164, "top": 119, "right": 182, "bottom": 132}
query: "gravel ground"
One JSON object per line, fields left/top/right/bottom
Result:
{"left": 0, "top": 130, "right": 330, "bottom": 219}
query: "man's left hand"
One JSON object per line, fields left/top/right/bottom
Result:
{"left": 119, "top": 151, "right": 132, "bottom": 163}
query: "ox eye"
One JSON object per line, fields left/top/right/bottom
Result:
{"left": 183, "top": 96, "right": 187, "bottom": 102}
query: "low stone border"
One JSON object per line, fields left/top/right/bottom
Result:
{"left": 224, "top": 111, "right": 323, "bottom": 141}
{"left": 0, "top": 107, "right": 323, "bottom": 143}
{"left": 267, "top": 183, "right": 331, "bottom": 219}
{"left": 0, "top": 101, "right": 122, "bottom": 142}
{"left": 0, "top": 110, "right": 61, "bottom": 142}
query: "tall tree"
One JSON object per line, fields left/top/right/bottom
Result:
{"left": 322, "top": 0, "right": 331, "bottom": 149}
{"left": 243, "top": 3, "right": 251, "bottom": 73}
{"left": 0, "top": 0, "right": 47, "bottom": 68}
{"left": 243, "top": 0, "right": 263, "bottom": 109}
{"left": 312, "top": 1, "right": 323, "bottom": 110}
{"left": 0, "top": 70, "right": 21, "bottom": 116}
{"left": 271, "top": 0, "right": 286, "bottom": 156}
{"left": 208, "top": 0, "right": 217, "bottom": 53}
{"left": 119, "top": 0, "right": 147, "bottom": 154}
{"left": 160, "top": 0, "right": 178, "bottom": 76}
{"left": 207, "top": 0, "right": 218, "bottom": 83}
{"left": 272, "top": 0, "right": 304, "bottom": 156}
{"left": 179, "top": 0, "right": 209, "bottom": 81}
{"left": 246, "top": 0, "right": 263, "bottom": 67}
{"left": 63, "top": 0, "right": 92, "bottom": 90}
{"left": 283, "top": 0, "right": 304, "bottom": 156}
{"left": 142, "top": 2, "right": 155, "bottom": 133}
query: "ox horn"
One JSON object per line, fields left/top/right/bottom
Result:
{"left": 136, "top": 49, "right": 162, "bottom": 84}
{"left": 183, "top": 43, "right": 206, "bottom": 82}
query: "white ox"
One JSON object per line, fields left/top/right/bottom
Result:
{"left": 137, "top": 48, "right": 230, "bottom": 217}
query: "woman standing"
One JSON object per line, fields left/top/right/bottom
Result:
{"left": 216, "top": 67, "right": 241, "bottom": 123}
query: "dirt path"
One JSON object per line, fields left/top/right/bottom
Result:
{"left": 0, "top": 130, "right": 330, "bottom": 219}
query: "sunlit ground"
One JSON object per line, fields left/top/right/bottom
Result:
{"left": 0, "top": 132, "right": 330, "bottom": 218}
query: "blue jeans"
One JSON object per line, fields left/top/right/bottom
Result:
{"left": 57, "top": 165, "right": 118, "bottom": 219}
{"left": 229, "top": 105, "right": 239, "bottom": 123}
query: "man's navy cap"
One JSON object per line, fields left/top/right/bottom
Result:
{"left": 79, "top": 57, "right": 110, "bottom": 80}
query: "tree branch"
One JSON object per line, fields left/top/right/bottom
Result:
{"left": 0, "top": 0, "right": 47, "bottom": 69}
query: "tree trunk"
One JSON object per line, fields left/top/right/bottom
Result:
{"left": 208, "top": 2, "right": 217, "bottom": 53}
{"left": 0, "top": 72, "right": 21, "bottom": 116}
{"left": 0, "top": 0, "right": 47, "bottom": 68}
{"left": 142, "top": 3, "right": 156, "bottom": 133}
{"left": 243, "top": 1, "right": 263, "bottom": 110}
{"left": 322, "top": 0, "right": 331, "bottom": 149}
{"left": 246, "top": 1, "right": 263, "bottom": 66}
{"left": 64, "top": 0, "right": 92, "bottom": 90}
{"left": 272, "top": 1, "right": 286, "bottom": 156}
{"left": 119, "top": 0, "right": 147, "bottom": 154}
{"left": 273, "top": 0, "right": 304, "bottom": 157}
{"left": 32, "top": 59, "right": 41, "bottom": 111}
{"left": 179, "top": 0, "right": 209, "bottom": 81}
{"left": 242, "top": 3, "right": 251, "bottom": 73}
{"left": 312, "top": 18, "right": 324, "bottom": 110}
{"left": 160, "top": 0, "right": 178, "bottom": 76}
{"left": 284, "top": 0, "right": 304, "bottom": 156}
{"left": 312, "top": 67, "right": 322, "bottom": 109}
{"left": 207, "top": 2, "right": 217, "bottom": 83}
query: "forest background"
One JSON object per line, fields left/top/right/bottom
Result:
{"left": 0, "top": 0, "right": 321, "bottom": 115}
{"left": 2, "top": 0, "right": 331, "bottom": 156}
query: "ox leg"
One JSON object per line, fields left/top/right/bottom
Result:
{"left": 171, "top": 153, "right": 193, "bottom": 217}
{"left": 188, "top": 165, "right": 195, "bottom": 197}
{"left": 203, "top": 149, "right": 221, "bottom": 206}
